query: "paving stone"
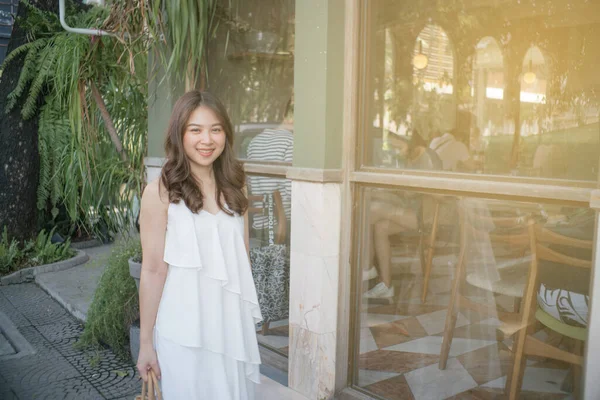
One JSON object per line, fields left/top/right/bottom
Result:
{"left": 17, "top": 325, "right": 63, "bottom": 357}
{"left": 0, "top": 284, "right": 71, "bottom": 326}
{"left": 67, "top": 347, "right": 131, "bottom": 375}
{"left": 0, "top": 281, "right": 142, "bottom": 399}
{"left": 53, "top": 336, "right": 90, "bottom": 358}
{"left": 0, "top": 331, "right": 16, "bottom": 356}
{"left": 63, "top": 345, "right": 140, "bottom": 399}
{"left": 0, "top": 292, "right": 31, "bottom": 327}
{"left": 0, "top": 354, "right": 81, "bottom": 391}
{"left": 36, "top": 320, "right": 84, "bottom": 343}
{"left": 16, "top": 376, "right": 104, "bottom": 400}
{"left": 87, "top": 366, "right": 141, "bottom": 399}
{"left": 0, "top": 372, "right": 19, "bottom": 400}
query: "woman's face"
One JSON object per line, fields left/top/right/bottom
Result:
{"left": 182, "top": 106, "right": 227, "bottom": 169}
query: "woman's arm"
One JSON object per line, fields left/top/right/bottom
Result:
{"left": 137, "top": 179, "right": 169, "bottom": 379}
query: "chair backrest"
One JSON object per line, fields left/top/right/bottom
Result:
{"left": 247, "top": 190, "right": 287, "bottom": 245}
{"left": 531, "top": 223, "right": 593, "bottom": 269}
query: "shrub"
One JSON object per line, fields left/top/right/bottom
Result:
{"left": 79, "top": 240, "right": 140, "bottom": 359}
{"left": 0, "top": 229, "right": 22, "bottom": 275}
{"left": 0, "top": 227, "right": 75, "bottom": 276}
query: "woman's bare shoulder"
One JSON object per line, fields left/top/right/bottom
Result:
{"left": 141, "top": 178, "right": 170, "bottom": 212}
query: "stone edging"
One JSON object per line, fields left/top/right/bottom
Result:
{"left": 71, "top": 238, "right": 104, "bottom": 249}
{"left": 0, "top": 249, "right": 89, "bottom": 286}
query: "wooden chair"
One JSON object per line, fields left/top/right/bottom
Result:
{"left": 381, "top": 194, "right": 456, "bottom": 304}
{"left": 246, "top": 190, "right": 288, "bottom": 335}
{"left": 505, "top": 221, "right": 592, "bottom": 399}
{"left": 439, "top": 199, "right": 532, "bottom": 369}
{"left": 419, "top": 195, "right": 459, "bottom": 303}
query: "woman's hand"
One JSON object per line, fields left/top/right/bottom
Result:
{"left": 136, "top": 343, "right": 161, "bottom": 382}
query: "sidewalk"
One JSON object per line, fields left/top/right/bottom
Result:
{"left": 0, "top": 242, "right": 305, "bottom": 399}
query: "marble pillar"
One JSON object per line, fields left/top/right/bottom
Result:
{"left": 288, "top": 180, "right": 342, "bottom": 399}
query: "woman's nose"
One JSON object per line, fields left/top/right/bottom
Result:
{"left": 199, "top": 131, "right": 212, "bottom": 144}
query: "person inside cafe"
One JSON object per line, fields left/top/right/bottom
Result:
{"left": 363, "top": 130, "right": 440, "bottom": 299}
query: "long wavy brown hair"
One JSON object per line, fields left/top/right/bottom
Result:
{"left": 160, "top": 91, "right": 247, "bottom": 215}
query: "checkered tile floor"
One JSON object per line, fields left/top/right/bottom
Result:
{"left": 357, "top": 249, "right": 577, "bottom": 400}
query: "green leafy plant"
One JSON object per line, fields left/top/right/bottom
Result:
{"left": 79, "top": 240, "right": 141, "bottom": 359}
{"left": 103, "top": 0, "right": 220, "bottom": 89}
{"left": 0, "top": 228, "right": 22, "bottom": 275}
{"left": 22, "top": 228, "right": 73, "bottom": 267}
{"left": 1, "top": 0, "right": 147, "bottom": 240}
{"left": 0, "top": 226, "right": 75, "bottom": 276}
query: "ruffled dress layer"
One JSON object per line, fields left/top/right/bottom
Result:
{"left": 154, "top": 202, "right": 263, "bottom": 400}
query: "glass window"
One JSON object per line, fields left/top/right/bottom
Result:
{"left": 353, "top": 186, "right": 595, "bottom": 398}
{"left": 207, "top": 0, "right": 295, "bottom": 160}
{"left": 246, "top": 174, "right": 291, "bottom": 358}
{"left": 361, "top": 0, "right": 600, "bottom": 181}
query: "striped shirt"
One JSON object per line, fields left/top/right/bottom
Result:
{"left": 246, "top": 129, "right": 293, "bottom": 229}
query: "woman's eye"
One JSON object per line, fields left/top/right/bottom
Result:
{"left": 212, "top": 128, "right": 222, "bottom": 133}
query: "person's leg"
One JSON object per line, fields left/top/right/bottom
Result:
{"left": 372, "top": 207, "right": 419, "bottom": 287}
{"left": 364, "top": 201, "right": 389, "bottom": 273}
{"left": 373, "top": 219, "right": 403, "bottom": 287}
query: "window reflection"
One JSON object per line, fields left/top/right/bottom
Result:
{"left": 356, "top": 186, "right": 595, "bottom": 399}
{"left": 363, "top": 0, "right": 600, "bottom": 181}
{"left": 206, "top": 0, "right": 295, "bottom": 159}
{"left": 246, "top": 174, "right": 291, "bottom": 358}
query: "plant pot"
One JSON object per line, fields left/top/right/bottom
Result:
{"left": 130, "top": 318, "right": 140, "bottom": 363}
{"left": 128, "top": 257, "right": 142, "bottom": 362}
{"left": 128, "top": 257, "right": 142, "bottom": 291}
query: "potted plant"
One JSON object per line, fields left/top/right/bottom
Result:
{"left": 128, "top": 250, "right": 143, "bottom": 291}
{"left": 79, "top": 241, "right": 141, "bottom": 361}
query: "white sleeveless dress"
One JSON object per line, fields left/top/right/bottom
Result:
{"left": 154, "top": 201, "right": 263, "bottom": 399}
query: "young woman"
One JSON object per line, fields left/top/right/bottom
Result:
{"left": 136, "top": 91, "right": 262, "bottom": 399}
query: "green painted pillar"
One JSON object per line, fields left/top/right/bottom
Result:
{"left": 146, "top": 52, "right": 185, "bottom": 159}
{"left": 293, "top": 0, "right": 345, "bottom": 170}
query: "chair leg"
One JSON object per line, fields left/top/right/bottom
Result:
{"left": 439, "top": 238, "right": 465, "bottom": 370}
{"left": 573, "top": 340, "right": 583, "bottom": 399}
{"left": 262, "top": 320, "right": 270, "bottom": 336}
{"left": 421, "top": 202, "right": 440, "bottom": 304}
{"left": 506, "top": 326, "right": 528, "bottom": 400}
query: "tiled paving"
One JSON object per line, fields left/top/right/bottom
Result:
{"left": 0, "top": 283, "right": 140, "bottom": 400}
{"left": 354, "top": 250, "right": 576, "bottom": 400}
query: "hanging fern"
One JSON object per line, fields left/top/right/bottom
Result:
{"left": 37, "top": 95, "right": 70, "bottom": 214}
{"left": 3, "top": 40, "right": 46, "bottom": 112}
{"left": 3, "top": 0, "right": 147, "bottom": 240}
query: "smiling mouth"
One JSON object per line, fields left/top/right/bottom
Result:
{"left": 197, "top": 149, "right": 215, "bottom": 157}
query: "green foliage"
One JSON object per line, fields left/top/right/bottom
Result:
{"left": 0, "top": 228, "right": 22, "bottom": 275}
{"left": 150, "top": 0, "right": 219, "bottom": 87}
{"left": 79, "top": 240, "right": 141, "bottom": 359}
{"left": 0, "top": 226, "right": 75, "bottom": 276}
{"left": 2, "top": 0, "right": 147, "bottom": 241}
{"left": 38, "top": 95, "right": 70, "bottom": 213}
{"left": 22, "top": 228, "right": 73, "bottom": 266}
{"left": 105, "top": 0, "right": 220, "bottom": 88}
